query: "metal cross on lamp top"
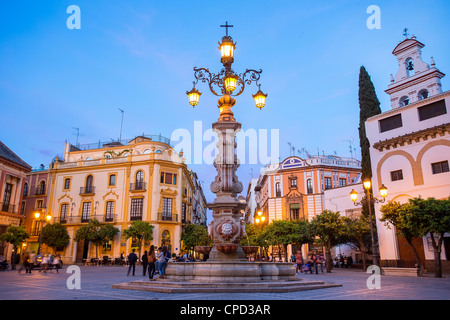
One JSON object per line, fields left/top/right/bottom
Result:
{"left": 186, "top": 21, "right": 268, "bottom": 111}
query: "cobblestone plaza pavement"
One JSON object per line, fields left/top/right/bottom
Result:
{"left": 0, "top": 265, "right": 449, "bottom": 300}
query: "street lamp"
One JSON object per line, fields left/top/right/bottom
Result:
{"left": 350, "top": 179, "right": 388, "bottom": 267}
{"left": 34, "top": 210, "right": 52, "bottom": 254}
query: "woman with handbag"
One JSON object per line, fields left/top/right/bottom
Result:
{"left": 147, "top": 245, "right": 156, "bottom": 280}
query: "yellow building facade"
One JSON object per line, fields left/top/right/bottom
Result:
{"left": 47, "top": 135, "right": 200, "bottom": 264}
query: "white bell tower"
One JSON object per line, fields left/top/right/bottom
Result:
{"left": 385, "top": 33, "right": 445, "bottom": 109}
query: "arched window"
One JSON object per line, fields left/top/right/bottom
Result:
{"left": 275, "top": 182, "right": 281, "bottom": 197}
{"left": 85, "top": 175, "right": 93, "bottom": 193}
{"left": 418, "top": 89, "right": 429, "bottom": 100}
{"left": 399, "top": 96, "right": 409, "bottom": 107}
{"left": 135, "top": 170, "right": 144, "bottom": 190}
{"left": 307, "top": 179, "right": 313, "bottom": 194}
{"left": 37, "top": 181, "right": 46, "bottom": 195}
{"left": 405, "top": 58, "right": 414, "bottom": 77}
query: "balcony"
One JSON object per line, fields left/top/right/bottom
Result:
{"left": 34, "top": 187, "right": 46, "bottom": 196}
{"left": 57, "top": 214, "right": 118, "bottom": 224}
{"left": 0, "top": 202, "right": 16, "bottom": 214}
{"left": 130, "top": 182, "right": 147, "bottom": 192}
{"left": 80, "top": 186, "right": 95, "bottom": 195}
{"left": 157, "top": 213, "right": 178, "bottom": 222}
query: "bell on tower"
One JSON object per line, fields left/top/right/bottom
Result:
{"left": 385, "top": 33, "right": 445, "bottom": 109}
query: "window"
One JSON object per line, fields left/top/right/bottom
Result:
{"left": 290, "top": 178, "right": 297, "bottom": 188}
{"left": 85, "top": 175, "right": 94, "bottom": 193}
{"left": 108, "top": 174, "right": 116, "bottom": 187}
{"left": 431, "top": 161, "right": 449, "bottom": 174}
{"left": 2, "top": 183, "right": 12, "bottom": 212}
{"left": 36, "top": 181, "right": 46, "bottom": 195}
{"left": 130, "top": 198, "right": 143, "bottom": 220}
{"left": 135, "top": 171, "right": 144, "bottom": 189}
{"left": 275, "top": 182, "right": 281, "bottom": 197}
{"left": 20, "top": 202, "right": 25, "bottom": 215}
{"left": 182, "top": 202, "right": 186, "bottom": 223}
{"left": 399, "top": 96, "right": 410, "bottom": 107}
{"left": 391, "top": 170, "right": 404, "bottom": 181}
{"left": 105, "top": 201, "right": 114, "bottom": 222}
{"left": 162, "top": 198, "right": 173, "bottom": 220}
{"left": 60, "top": 204, "right": 68, "bottom": 223}
{"left": 339, "top": 178, "right": 346, "bottom": 187}
{"left": 307, "top": 179, "right": 313, "bottom": 194}
{"left": 81, "top": 202, "right": 91, "bottom": 222}
{"left": 418, "top": 89, "right": 429, "bottom": 100}
{"left": 23, "top": 183, "right": 28, "bottom": 196}
{"left": 160, "top": 172, "right": 177, "bottom": 185}
{"left": 324, "top": 177, "right": 332, "bottom": 190}
{"left": 379, "top": 114, "right": 403, "bottom": 133}
{"left": 64, "top": 178, "right": 71, "bottom": 190}
{"left": 418, "top": 100, "right": 447, "bottom": 121}
{"left": 36, "top": 200, "right": 44, "bottom": 208}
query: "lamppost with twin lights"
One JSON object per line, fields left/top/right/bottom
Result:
{"left": 33, "top": 210, "right": 52, "bottom": 255}
{"left": 350, "top": 179, "right": 388, "bottom": 268}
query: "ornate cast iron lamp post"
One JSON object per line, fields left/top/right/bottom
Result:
{"left": 186, "top": 22, "right": 267, "bottom": 261}
{"left": 349, "top": 180, "right": 388, "bottom": 268}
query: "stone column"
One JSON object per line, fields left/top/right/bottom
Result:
{"left": 208, "top": 95, "right": 247, "bottom": 261}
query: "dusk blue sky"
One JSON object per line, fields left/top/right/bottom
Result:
{"left": 1, "top": 1, "right": 449, "bottom": 217}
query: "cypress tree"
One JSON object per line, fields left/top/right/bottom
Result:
{"left": 358, "top": 66, "right": 382, "bottom": 181}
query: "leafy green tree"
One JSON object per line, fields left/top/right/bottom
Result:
{"left": 121, "top": 220, "right": 153, "bottom": 258}
{"left": 291, "top": 220, "right": 314, "bottom": 255}
{"left": 240, "top": 223, "right": 262, "bottom": 247}
{"left": 41, "top": 223, "right": 70, "bottom": 253}
{"left": 343, "top": 215, "right": 372, "bottom": 271}
{"left": 309, "top": 210, "right": 347, "bottom": 272}
{"left": 0, "top": 225, "right": 30, "bottom": 269}
{"left": 74, "top": 219, "right": 119, "bottom": 259}
{"left": 182, "top": 224, "right": 211, "bottom": 251}
{"left": 257, "top": 220, "right": 299, "bottom": 262}
{"left": 408, "top": 197, "right": 450, "bottom": 278}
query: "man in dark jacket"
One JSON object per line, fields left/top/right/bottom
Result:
{"left": 127, "top": 249, "right": 138, "bottom": 276}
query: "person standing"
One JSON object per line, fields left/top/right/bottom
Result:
{"left": 295, "top": 251, "right": 303, "bottom": 274}
{"left": 147, "top": 245, "right": 156, "bottom": 280}
{"left": 157, "top": 246, "right": 168, "bottom": 279}
{"left": 127, "top": 249, "right": 138, "bottom": 276}
{"left": 142, "top": 251, "right": 148, "bottom": 276}
{"left": 310, "top": 251, "right": 319, "bottom": 274}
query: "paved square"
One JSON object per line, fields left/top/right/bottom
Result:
{"left": 0, "top": 265, "right": 449, "bottom": 300}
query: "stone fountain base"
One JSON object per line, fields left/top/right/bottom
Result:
{"left": 112, "top": 261, "right": 342, "bottom": 293}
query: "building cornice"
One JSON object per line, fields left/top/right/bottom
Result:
{"left": 372, "top": 123, "right": 450, "bottom": 152}
{"left": 367, "top": 90, "right": 450, "bottom": 122}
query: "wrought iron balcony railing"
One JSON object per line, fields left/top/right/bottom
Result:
{"left": 157, "top": 213, "right": 178, "bottom": 222}
{"left": 130, "top": 182, "right": 146, "bottom": 191}
{"left": 80, "top": 186, "right": 95, "bottom": 195}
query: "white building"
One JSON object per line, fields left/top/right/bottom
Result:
{"left": 366, "top": 35, "right": 450, "bottom": 271}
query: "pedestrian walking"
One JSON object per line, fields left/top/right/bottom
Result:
{"left": 147, "top": 245, "right": 156, "bottom": 280}
{"left": 18, "top": 252, "right": 30, "bottom": 274}
{"left": 318, "top": 254, "right": 325, "bottom": 273}
{"left": 40, "top": 254, "right": 49, "bottom": 273}
{"left": 142, "top": 250, "right": 148, "bottom": 276}
{"left": 52, "top": 255, "right": 60, "bottom": 273}
{"left": 28, "top": 252, "right": 36, "bottom": 273}
{"left": 127, "top": 249, "right": 138, "bottom": 276}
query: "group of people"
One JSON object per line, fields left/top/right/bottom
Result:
{"left": 18, "top": 252, "right": 61, "bottom": 273}
{"left": 293, "top": 250, "right": 326, "bottom": 274}
{"left": 126, "top": 245, "right": 171, "bottom": 280}
{"left": 334, "top": 255, "right": 353, "bottom": 268}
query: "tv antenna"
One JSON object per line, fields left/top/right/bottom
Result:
{"left": 72, "top": 127, "right": 80, "bottom": 146}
